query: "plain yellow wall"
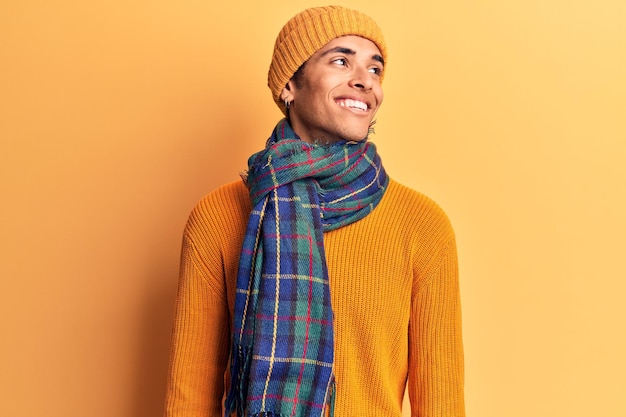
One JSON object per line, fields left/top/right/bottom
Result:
{"left": 1, "top": 1, "right": 625, "bottom": 416}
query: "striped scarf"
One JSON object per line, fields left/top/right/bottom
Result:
{"left": 225, "top": 119, "right": 388, "bottom": 417}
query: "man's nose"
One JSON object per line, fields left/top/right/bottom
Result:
{"left": 349, "top": 66, "right": 373, "bottom": 90}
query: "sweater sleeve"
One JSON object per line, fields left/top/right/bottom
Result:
{"left": 163, "top": 232, "right": 231, "bottom": 417}
{"left": 408, "top": 238, "right": 465, "bottom": 417}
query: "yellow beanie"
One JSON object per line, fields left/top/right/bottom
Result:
{"left": 268, "top": 6, "right": 387, "bottom": 115}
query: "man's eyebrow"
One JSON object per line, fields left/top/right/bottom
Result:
{"left": 320, "top": 46, "right": 356, "bottom": 57}
{"left": 320, "top": 46, "right": 385, "bottom": 66}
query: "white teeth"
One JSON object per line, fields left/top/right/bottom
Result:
{"left": 337, "top": 99, "right": 368, "bottom": 111}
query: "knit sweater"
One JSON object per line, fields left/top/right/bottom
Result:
{"left": 164, "top": 178, "right": 465, "bottom": 417}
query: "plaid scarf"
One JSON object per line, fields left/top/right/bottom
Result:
{"left": 224, "top": 119, "right": 388, "bottom": 417}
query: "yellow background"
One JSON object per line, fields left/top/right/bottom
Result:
{"left": 1, "top": 0, "right": 625, "bottom": 416}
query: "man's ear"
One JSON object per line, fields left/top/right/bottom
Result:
{"left": 280, "top": 82, "right": 295, "bottom": 103}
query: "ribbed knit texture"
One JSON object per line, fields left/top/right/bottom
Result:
{"left": 268, "top": 6, "right": 387, "bottom": 115}
{"left": 164, "top": 179, "right": 465, "bottom": 417}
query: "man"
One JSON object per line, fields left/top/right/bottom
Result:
{"left": 164, "top": 6, "right": 465, "bottom": 417}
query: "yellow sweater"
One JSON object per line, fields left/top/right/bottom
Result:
{"left": 164, "top": 178, "right": 465, "bottom": 417}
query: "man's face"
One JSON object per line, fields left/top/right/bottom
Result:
{"left": 282, "top": 35, "right": 384, "bottom": 144}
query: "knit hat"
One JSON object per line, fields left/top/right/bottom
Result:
{"left": 268, "top": 6, "right": 387, "bottom": 115}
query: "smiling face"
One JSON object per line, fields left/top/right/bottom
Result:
{"left": 280, "top": 35, "right": 384, "bottom": 144}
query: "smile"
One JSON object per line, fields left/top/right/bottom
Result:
{"left": 335, "top": 98, "right": 368, "bottom": 112}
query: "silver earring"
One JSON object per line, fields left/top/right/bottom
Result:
{"left": 284, "top": 99, "right": 291, "bottom": 110}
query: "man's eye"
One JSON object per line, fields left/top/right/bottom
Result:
{"left": 369, "top": 67, "right": 382, "bottom": 75}
{"left": 332, "top": 58, "right": 346, "bottom": 66}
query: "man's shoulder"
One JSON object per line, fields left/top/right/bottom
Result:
{"left": 384, "top": 178, "right": 455, "bottom": 240}
{"left": 387, "top": 179, "right": 451, "bottom": 220}
{"left": 196, "top": 179, "right": 249, "bottom": 209}
{"left": 185, "top": 179, "right": 251, "bottom": 234}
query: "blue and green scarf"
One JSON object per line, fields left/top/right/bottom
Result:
{"left": 225, "top": 119, "right": 388, "bottom": 417}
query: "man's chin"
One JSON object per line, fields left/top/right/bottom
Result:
{"left": 344, "top": 126, "right": 373, "bottom": 142}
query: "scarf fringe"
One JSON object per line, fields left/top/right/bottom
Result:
{"left": 327, "top": 377, "right": 336, "bottom": 417}
{"left": 224, "top": 344, "right": 252, "bottom": 417}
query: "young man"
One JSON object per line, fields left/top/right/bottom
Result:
{"left": 164, "top": 6, "right": 465, "bottom": 417}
